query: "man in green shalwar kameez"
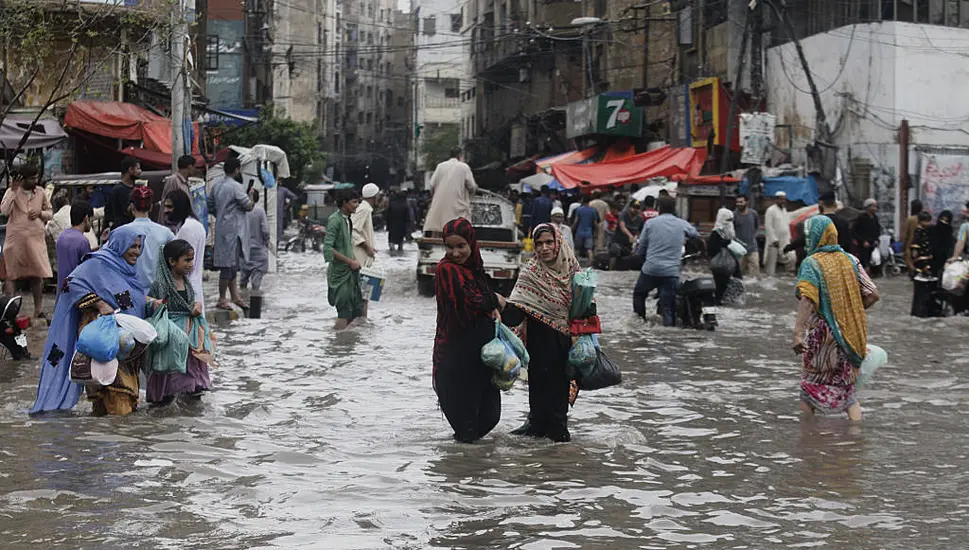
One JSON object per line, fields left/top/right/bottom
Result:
{"left": 323, "top": 190, "right": 363, "bottom": 329}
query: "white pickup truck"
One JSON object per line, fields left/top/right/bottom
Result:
{"left": 416, "top": 190, "right": 522, "bottom": 296}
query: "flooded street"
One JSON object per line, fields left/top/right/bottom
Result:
{"left": 1, "top": 233, "right": 967, "bottom": 549}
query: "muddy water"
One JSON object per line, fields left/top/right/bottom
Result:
{"left": 0, "top": 234, "right": 966, "bottom": 549}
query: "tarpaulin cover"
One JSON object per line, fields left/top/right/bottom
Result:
{"left": 0, "top": 116, "right": 67, "bottom": 150}
{"left": 536, "top": 148, "right": 597, "bottom": 173}
{"left": 740, "top": 174, "right": 818, "bottom": 205}
{"left": 551, "top": 146, "right": 706, "bottom": 189}
{"left": 65, "top": 101, "right": 200, "bottom": 156}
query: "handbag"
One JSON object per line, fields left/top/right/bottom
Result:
{"left": 578, "top": 347, "right": 622, "bottom": 391}
{"left": 570, "top": 314, "right": 601, "bottom": 335}
{"left": 709, "top": 248, "right": 736, "bottom": 277}
{"left": 727, "top": 239, "right": 748, "bottom": 258}
{"left": 69, "top": 351, "right": 93, "bottom": 384}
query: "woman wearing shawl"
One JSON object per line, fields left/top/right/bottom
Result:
{"left": 30, "top": 225, "right": 148, "bottom": 415}
{"left": 793, "top": 216, "right": 879, "bottom": 421}
{"left": 433, "top": 218, "right": 502, "bottom": 443}
{"left": 707, "top": 208, "right": 742, "bottom": 305}
{"left": 501, "top": 223, "right": 579, "bottom": 442}
{"left": 146, "top": 239, "right": 215, "bottom": 404}
{"left": 929, "top": 210, "right": 954, "bottom": 278}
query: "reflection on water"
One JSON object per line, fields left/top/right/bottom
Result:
{"left": 0, "top": 234, "right": 963, "bottom": 548}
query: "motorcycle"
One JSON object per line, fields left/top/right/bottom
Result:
{"left": 656, "top": 254, "right": 719, "bottom": 331}
{"left": 284, "top": 218, "right": 327, "bottom": 252}
{"left": 0, "top": 295, "right": 31, "bottom": 360}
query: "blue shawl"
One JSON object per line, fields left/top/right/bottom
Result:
{"left": 29, "top": 225, "right": 148, "bottom": 414}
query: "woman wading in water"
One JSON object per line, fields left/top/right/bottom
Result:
{"left": 793, "top": 216, "right": 879, "bottom": 421}
{"left": 432, "top": 218, "right": 503, "bottom": 443}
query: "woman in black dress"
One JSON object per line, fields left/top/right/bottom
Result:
{"left": 432, "top": 218, "right": 503, "bottom": 443}
{"left": 707, "top": 208, "right": 742, "bottom": 305}
{"left": 501, "top": 223, "right": 579, "bottom": 442}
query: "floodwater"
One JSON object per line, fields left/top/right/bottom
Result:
{"left": 1, "top": 233, "right": 967, "bottom": 549}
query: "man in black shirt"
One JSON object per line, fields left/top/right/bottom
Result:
{"left": 853, "top": 198, "right": 882, "bottom": 271}
{"left": 104, "top": 156, "right": 141, "bottom": 230}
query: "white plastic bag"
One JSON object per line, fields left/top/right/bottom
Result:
{"left": 870, "top": 246, "right": 882, "bottom": 267}
{"left": 90, "top": 358, "right": 119, "bottom": 386}
{"left": 116, "top": 313, "right": 158, "bottom": 344}
{"left": 856, "top": 344, "right": 887, "bottom": 390}
{"left": 942, "top": 261, "right": 969, "bottom": 293}
{"left": 727, "top": 240, "right": 748, "bottom": 258}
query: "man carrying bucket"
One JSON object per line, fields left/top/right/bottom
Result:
{"left": 352, "top": 183, "right": 380, "bottom": 318}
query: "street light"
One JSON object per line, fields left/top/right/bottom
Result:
{"left": 571, "top": 17, "right": 602, "bottom": 98}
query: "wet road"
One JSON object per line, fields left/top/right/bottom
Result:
{"left": 1, "top": 234, "right": 967, "bottom": 549}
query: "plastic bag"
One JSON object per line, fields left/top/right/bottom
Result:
{"left": 91, "top": 358, "right": 119, "bottom": 386}
{"left": 568, "top": 334, "right": 599, "bottom": 377}
{"left": 870, "top": 246, "right": 882, "bottom": 267}
{"left": 856, "top": 344, "right": 887, "bottom": 390}
{"left": 571, "top": 268, "right": 598, "bottom": 319}
{"left": 146, "top": 304, "right": 189, "bottom": 374}
{"left": 942, "top": 260, "right": 969, "bottom": 294}
{"left": 727, "top": 240, "right": 748, "bottom": 259}
{"left": 480, "top": 320, "right": 529, "bottom": 390}
{"left": 578, "top": 347, "right": 622, "bottom": 391}
{"left": 76, "top": 314, "right": 120, "bottom": 363}
{"left": 116, "top": 313, "right": 158, "bottom": 344}
{"left": 710, "top": 249, "right": 736, "bottom": 277}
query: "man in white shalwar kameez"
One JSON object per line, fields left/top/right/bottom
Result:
{"left": 763, "top": 191, "right": 793, "bottom": 276}
{"left": 352, "top": 183, "right": 379, "bottom": 318}
{"left": 422, "top": 147, "right": 478, "bottom": 234}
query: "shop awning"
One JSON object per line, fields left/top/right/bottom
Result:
{"left": 740, "top": 175, "right": 819, "bottom": 205}
{"left": 551, "top": 146, "right": 706, "bottom": 189}
{"left": 120, "top": 147, "right": 205, "bottom": 170}
{"left": 1, "top": 116, "right": 67, "bottom": 150}
{"left": 536, "top": 148, "right": 597, "bottom": 173}
{"left": 64, "top": 100, "right": 201, "bottom": 156}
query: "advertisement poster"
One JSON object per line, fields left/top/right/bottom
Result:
{"left": 739, "top": 112, "right": 776, "bottom": 165}
{"left": 919, "top": 153, "right": 969, "bottom": 215}
{"left": 189, "top": 177, "right": 209, "bottom": 234}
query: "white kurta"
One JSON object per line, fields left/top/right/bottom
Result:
{"left": 351, "top": 200, "right": 375, "bottom": 267}
{"left": 764, "top": 204, "right": 791, "bottom": 249}
{"left": 176, "top": 217, "right": 208, "bottom": 314}
{"left": 422, "top": 158, "right": 478, "bottom": 233}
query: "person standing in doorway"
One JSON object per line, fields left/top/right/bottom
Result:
{"left": 633, "top": 196, "right": 700, "bottom": 326}
{"left": 324, "top": 190, "right": 364, "bottom": 330}
{"left": 763, "top": 191, "right": 792, "bottom": 276}
{"left": 241, "top": 189, "right": 271, "bottom": 292}
{"left": 208, "top": 157, "right": 254, "bottom": 310}
{"left": 733, "top": 195, "right": 760, "bottom": 277}
{"left": 157, "top": 155, "right": 196, "bottom": 229}
{"left": 422, "top": 147, "right": 478, "bottom": 235}
{"left": 105, "top": 156, "right": 141, "bottom": 231}
{"left": 571, "top": 195, "right": 600, "bottom": 264}
{"left": 1, "top": 165, "right": 53, "bottom": 319}
{"left": 55, "top": 201, "right": 93, "bottom": 296}
{"left": 853, "top": 198, "right": 881, "bottom": 273}
{"left": 128, "top": 186, "right": 175, "bottom": 291}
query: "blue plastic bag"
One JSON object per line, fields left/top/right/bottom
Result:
{"left": 856, "top": 344, "right": 887, "bottom": 390}
{"left": 568, "top": 334, "right": 599, "bottom": 377}
{"left": 76, "top": 314, "right": 120, "bottom": 363}
{"left": 480, "top": 321, "right": 530, "bottom": 390}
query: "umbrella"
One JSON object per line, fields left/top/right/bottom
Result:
{"left": 520, "top": 172, "right": 554, "bottom": 189}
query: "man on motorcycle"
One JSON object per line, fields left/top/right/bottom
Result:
{"left": 632, "top": 196, "right": 700, "bottom": 326}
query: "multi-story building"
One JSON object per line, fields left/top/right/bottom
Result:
{"left": 414, "top": 0, "right": 468, "bottom": 184}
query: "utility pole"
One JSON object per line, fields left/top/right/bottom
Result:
{"left": 171, "top": 0, "right": 189, "bottom": 170}
{"left": 642, "top": 3, "right": 649, "bottom": 90}
{"left": 719, "top": 7, "right": 750, "bottom": 205}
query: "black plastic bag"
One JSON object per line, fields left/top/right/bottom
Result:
{"left": 709, "top": 248, "right": 736, "bottom": 277}
{"left": 578, "top": 348, "right": 622, "bottom": 391}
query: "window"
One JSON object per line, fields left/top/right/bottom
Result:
{"left": 346, "top": 23, "right": 358, "bottom": 42}
{"left": 366, "top": 58, "right": 373, "bottom": 70}
{"left": 423, "top": 16, "right": 436, "bottom": 36}
{"left": 444, "top": 87, "right": 459, "bottom": 99}
{"left": 205, "top": 35, "right": 219, "bottom": 71}
{"left": 367, "top": 86, "right": 373, "bottom": 98}
{"left": 358, "top": 112, "right": 364, "bottom": 123}
{"left": 366, "top": 112, "right": 373, "bottom": 124}
{"left": 335, "top": 73, "right": 340, "bottom": 93}
{"left": 451, "top": 13, "right": 462, "bottom": 33}
{"left": 397, "top": 96, "right": 404, "bottom": 107}
{"left": 367, "top": 32, "right": 373, "bottom": 44}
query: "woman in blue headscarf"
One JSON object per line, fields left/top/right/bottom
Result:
{"left": 30, "top": 224, "right": 148, "bottom": 416}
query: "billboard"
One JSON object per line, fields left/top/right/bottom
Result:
{"left": 918, "top": 153, "right": 969, "bottom": 215}
{"left": 566, "top": 95, "right": 643, "bottom": 139}
{"left": 688, "top": 77, "right": 742, "bottom": 151}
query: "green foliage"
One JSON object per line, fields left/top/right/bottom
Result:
{"left": 222, "top": 106, "right": 326, "bottom": 184}
{"left": 421, "top": 124, "right": 460, "bottom": 170}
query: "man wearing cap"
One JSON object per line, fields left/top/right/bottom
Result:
{"left": 352, "top": 183, "right": 379, "bottom": 269}
{"left": 853, "top": 198, "right": 882, "bottom": 272}
{"left": 551, "top": 206, "right": 574, "bottom": 250}
{"left": 763, "top": 191, "right": 792, "bottom": 276}
{"left": 128, "top": 185, "right": 175, "bottom": 290}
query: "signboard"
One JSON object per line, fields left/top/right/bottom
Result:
{"left": 668, "top": 84, "right": 690, "bottom": 147}
{"left": 739, "top": 112, "right": 776, "bottom": 165}
{"left": 189, "top": 177, "right": 209, "bottom": 234}
{"left": 918, "top": 153, "right": 969, "bottom": 215}
{"left": 566, "top": 94, "right": 644, "bottom": 139}
{"left": 688, "top": 77, "right": 741, "bottom": 151}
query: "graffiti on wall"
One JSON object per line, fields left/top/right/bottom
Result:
{"left": 919, "top": 153, "right": 969, "bottom": 216}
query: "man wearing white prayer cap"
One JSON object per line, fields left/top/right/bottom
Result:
{"left": 764, "top": 190, "right": 792, "bottom": 276}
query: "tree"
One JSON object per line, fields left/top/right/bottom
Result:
{"left": 0, "top": 0, "right": 174, "bottom": 178}
{"left": 221, "top": 107, "right": 326, "bottom": 184}
{"left": 421, "top": 124, "right": 460, "bottom": 170}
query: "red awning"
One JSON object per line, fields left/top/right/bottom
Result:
{"left": 551, "top": 146, "right": 706, "bottom": 189}
{"left": 65, "top": 101, "right": 201, "bottom": 156}
{"left": 673, "top": 173, "right": 740, "bottom": 185}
